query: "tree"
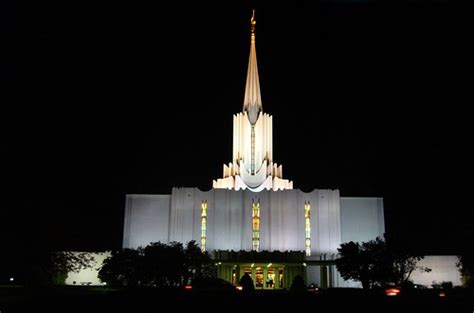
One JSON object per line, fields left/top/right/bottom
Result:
{"left": 142, "top": 241, "right": 186, "bottom": 287}
{"left": 336, "top": 241, "right": 373, "bottom": 289}
{"left": 99, "top": 248, "right": 142, "bottom": 287}
{"left": 183, "top": 240, "right": 215, "bottom": 284}
{"left": 390, "top": 250, "right": 430, "bottom": 286}
{"left": 336, "top": 237, "right": 430, "bottom": 289}
{"left": 52, "top": 251, "right": 95, "bottom": 285}
{"left": 26, "top": 250, "right": 94, "bottom": 286}
{"left": 456, "top": 230, "right": 474, "bottom": 288}
{"left": 99, "top": 241, "right": 215, "bottom": 287}
{"left": 457, "top": 253, "right": 474, "bottom": 288}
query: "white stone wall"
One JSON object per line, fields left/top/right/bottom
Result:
{"left": 334, "top": 255, "right": 462, "bottom": 288}
{"left": 411, "top": 255, "right": 462, "bottom": 287}
{"left": 340, "top": 197, "right": 385, "bottom": 244}
{"left": 336, "top": 197, "right": 385, "bottom": 287}
{"left": 122, "top": 189, "right": 395, "bottom": 289}
{"left": 65, "top": 252, "right": 111, "bottom": 286}
{"left": 123, "top": 194, "right": 171, "bottom": 249}
{"left": 124, "top": 188, "right": 342, "bottom": 255}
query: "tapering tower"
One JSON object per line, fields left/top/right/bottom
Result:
{"left": 213, "top": 11, "right": 293, "bottom": 192}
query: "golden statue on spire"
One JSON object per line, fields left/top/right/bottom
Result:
{"left": 251, "top": 10, "right": 256, "bottom": 34}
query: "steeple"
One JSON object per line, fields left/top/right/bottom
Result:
{"left": 213, "top": 11, "right": 293, "bottom": 192}
{"left": 243, "top": 10, "right": 262, "bottom": 125}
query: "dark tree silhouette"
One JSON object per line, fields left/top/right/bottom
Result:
{"left": 143, "top": 241, "right": 185, "bottom": 287}
{"left": 336, "top": 237, "right": 430, "bottom": 289}
{"left": 184, "top": 240, "right": 215, "bottom": 284}
{"left": 99, "top": 241, "right": 215, "bottom": 287}
{"left": 99, "top": 248, "right": 142, "bottom": 287}
{"left": 25, "top": 250, "right": 94, "bottom": 286}
{"left": 336, "top": 241, "right": 372, "bottom": 289}
{"left": 457, "top": 253, "right": 474, "bottom": 288}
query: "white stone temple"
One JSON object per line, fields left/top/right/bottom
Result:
{"left": 117, "top": 12, "right": 460, "bottom": 289}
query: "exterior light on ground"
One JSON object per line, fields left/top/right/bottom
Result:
{"left": 385, "top": 288, "right": 401, "bottom": 296}
{"left": 9, "top": 277, "right": 14, "bottom": 282}
{"left": 302, "top": 263, "right": 307, "bottom": 267}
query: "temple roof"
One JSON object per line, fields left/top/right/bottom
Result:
{"left": 243, "top": 10, "right": 262, "bottom": 125}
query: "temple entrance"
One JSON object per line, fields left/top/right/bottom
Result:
{"left": 216, "top": 263, "right": 304, "bottom": 289}
{"left": 214, "top": 251, "right": 307, "bottom": 290}
{"left": 246, "top": 264, "right": 279, "bottom": 289}
{"left": 255, "top": 267, "right": 264, "bottom": 288}
{"left": 266, "top": 268, "right": 275, "bottom": 289}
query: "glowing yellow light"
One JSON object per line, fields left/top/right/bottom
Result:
{"left": 252, "top": 199, "right": 261, "bottom": 251}
{"left": 201, "top": 200, "right": 208, "bottom": 252}
{"left": 304, "top": 201, "right": 311, "bottom": 256}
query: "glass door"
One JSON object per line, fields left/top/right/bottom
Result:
{"left": 255, "top": 267, "right": 264, "bottom": 288}
{"left": 266, "top": 268, "right": 275, "bottom": 289}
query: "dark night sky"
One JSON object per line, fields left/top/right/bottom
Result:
{"left": 3, "top": 1, "right": 473, "bottom": 257}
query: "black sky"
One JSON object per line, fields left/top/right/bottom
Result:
{"left": 3, "top": 1, "right": 473, "bottom": 256}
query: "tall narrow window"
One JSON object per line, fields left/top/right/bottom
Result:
{"left": 201, "top": 200, "right": 207, "bottom": 252}
{"left": 304, "top": 201, "right": 311, "bottom": 256}
{"left": 250, "top": 126, "right": 255, "bottom": 174}
{"left": 252, "top": 199, "right": 260, "bottom": 251}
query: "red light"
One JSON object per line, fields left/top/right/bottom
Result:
{"left": 185, "top": 285, "right": 193, "bottom": 290}
{"left": 439, "top": 291, "right": 446, "bottom": 298}
{"left": 385, "top": 288, "right": 401, "bottom": 296}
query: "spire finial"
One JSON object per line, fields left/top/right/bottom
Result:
{"left": 251, "top": 10, "right": 256, "bottom": 34}
{"left": 243, "top": 9, "right": 262, "bottom": 121}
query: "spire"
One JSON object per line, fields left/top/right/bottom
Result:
{"left": 243, "top": 10, "right": 262, "bottom": 125}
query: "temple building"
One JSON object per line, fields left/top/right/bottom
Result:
{"left": 119, "top": 13, "right": 378, "bottom": 290}
{"left": 121, "top": 12, "right": 386, "bottom": 288}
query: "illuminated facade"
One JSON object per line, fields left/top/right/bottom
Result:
{"left": 122, "top": 13, "right": 386, "bottom": 289}
{"left": 252, "top": 199, "right": 261, "bottom": 251}
{"left": 201, "top": 200, "right": 207, "bottom": 252}
{"left": 212, "top": 12, "right": 292, "bottom": 192}
{"left": 304, "top": 202, "right": 311, "bottom": 256}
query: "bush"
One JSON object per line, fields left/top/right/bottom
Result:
{"left": 432, "top": 281, "right": 453, "bottom": 290}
